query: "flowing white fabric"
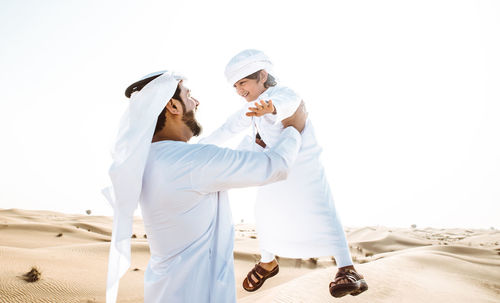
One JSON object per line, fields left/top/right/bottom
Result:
{"left": 199, "top": 85, "right": 353, "bottom": 267}
{"left": 140, "top": 127, "right": 302, "bottom": 302}
{"left": 224, "top": 49, "right": 274, "bottom": 85}
{"left": 103, "top": 71, "right": 184, "bottom": 303}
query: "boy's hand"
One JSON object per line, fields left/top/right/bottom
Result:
{"left": 246, "top": 100, "right": 276, "bottom": 117}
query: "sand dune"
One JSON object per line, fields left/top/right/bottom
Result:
{"left": 346, "top": 226, "right": 433, "bottom": 254}
{"left": 238, "top": 245, "right": 500, "bottom": 303}
{"left": 0, "top": 209, "right": 499, "bottom": 302}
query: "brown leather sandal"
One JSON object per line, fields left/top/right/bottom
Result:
{"left": 329, "top": 269, "right": 368, "bottom": 298}
{"left": 242, "top": 263, "right": 279, "bottom": 292}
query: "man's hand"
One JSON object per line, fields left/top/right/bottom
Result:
{"left": 246, "top": 100, "right": 276, "bottom": 117}
{"left": 281, "top": 100, "right": 307, "bottom": 133}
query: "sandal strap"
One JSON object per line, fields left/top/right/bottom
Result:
{"left": 247, "top": 268, "right": 262, "bottom": 285}
{"left": 254, "top": 263, "right": 273, "bottom": 276}
{"left": 335, "top": 269, "right": 362, "bottom": 283}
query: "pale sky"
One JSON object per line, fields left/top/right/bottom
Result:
{"left": 0, "top": 0, "right": 499, "bottom": 228}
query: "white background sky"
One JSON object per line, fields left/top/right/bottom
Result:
{"left": 0, "top": 0, "right": 498, "bottom": 228}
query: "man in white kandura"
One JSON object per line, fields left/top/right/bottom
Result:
{"left": 199, "top": 49, "right": 368, "bottom": 297}
{"left": 103, "top": 70, "right": 308, "bottom": 302}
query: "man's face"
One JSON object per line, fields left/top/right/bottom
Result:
{"left": 233, "top": 73, "right": 267, "bottom": 102}
{"left": 178, "top": 81, "right": 199, "bottom": 113}
{"left": 177, "top": 82, "right": 202, "bottom": 137}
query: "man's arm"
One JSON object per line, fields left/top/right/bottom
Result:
{"left": 192, "top": 102, "right": 307, "bottom": 193}
{"left": 198, "top": 106, "right": 251, "bottom": 146}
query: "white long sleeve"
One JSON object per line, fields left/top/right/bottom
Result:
{"left": 198, "top": 106, "right": 251, "bottom": 146}
{"left": 260, "top": 86, "right": 302, "bottom": 125}
{"left": 192, "top": 127, "right": 301, "bottom": 193}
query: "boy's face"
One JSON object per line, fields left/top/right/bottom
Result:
{"left": 233, "top": 73, "right": 267, "bottom": 102}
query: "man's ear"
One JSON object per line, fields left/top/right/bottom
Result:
{"left": 166, "top": 99, "right": 181, "bottom": 115}
{"left": 260, "top": 70, "right": 268, "bottom": 83}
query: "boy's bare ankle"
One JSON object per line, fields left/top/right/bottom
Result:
{"left": 259, "top": 259, "right": 278, "bottom": 270}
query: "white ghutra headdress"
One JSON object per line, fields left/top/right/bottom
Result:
{"left": 102, "top": 70, "right": 184, "bottom": 303}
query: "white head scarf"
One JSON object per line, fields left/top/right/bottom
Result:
{"left": 224, "top": 49, "right": 274, "bottom": 85}
{"left": 102, "top": 70, "right": 184, "bottom": 303}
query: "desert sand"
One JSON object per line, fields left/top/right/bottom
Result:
{"left": 0, "top": 208, "right": 499, "bottom": 303}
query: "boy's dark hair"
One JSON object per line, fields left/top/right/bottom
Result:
{"left": 244, "top": 70, "right": 277, "bottom": 88}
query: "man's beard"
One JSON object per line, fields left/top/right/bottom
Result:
{"left": 182, "top": 110, "right": 202, "bottom": 137}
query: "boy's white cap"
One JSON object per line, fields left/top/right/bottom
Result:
{"left": 224, "top": 49, "right": 274, "bottom": 85}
